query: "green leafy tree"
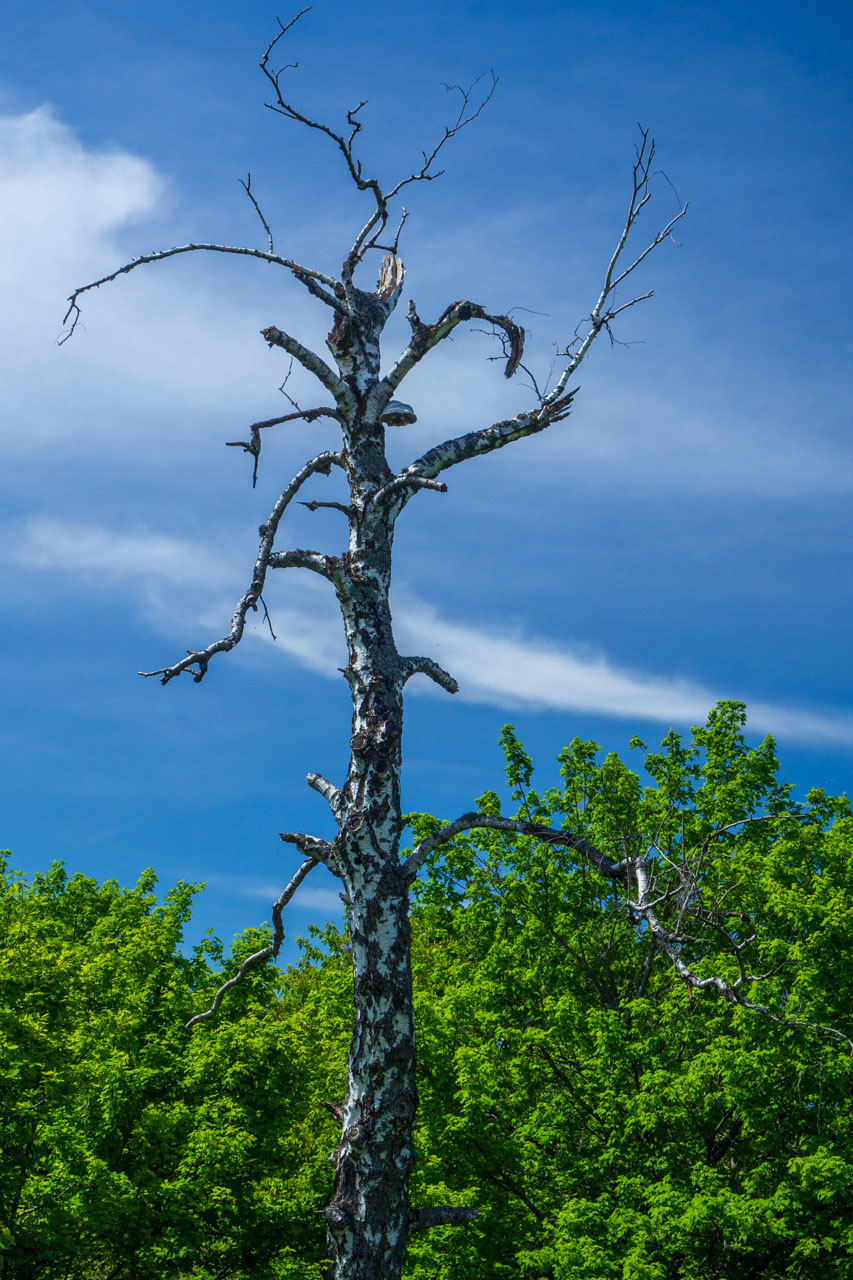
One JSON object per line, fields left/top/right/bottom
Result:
{"left": 401, "top": 703, "right": 853, "bottom": 1279}
{"left": 0, "top": 859, "right": 347, "bottom": 1278}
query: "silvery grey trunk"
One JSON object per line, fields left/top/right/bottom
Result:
{"left": 320, "top": 298, "right": 418, "bottom": 1275}
{"left": 61, "top": 18, "right": 688, "bottom": 1273}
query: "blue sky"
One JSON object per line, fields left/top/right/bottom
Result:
{"left": 1, "top": 0, "right": 851, "bottom": 955}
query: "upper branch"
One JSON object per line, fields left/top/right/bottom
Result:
{"left": 59, "top": 242, "right": 343, "bottom": 344}
{"left": 375, "top": 132, "right": 682, "bottom": 497}
{"left": 260, "top": 13, "right": 495, "bottom": 280}
{"left": 384, "top": 73, "right": 498, "bottom": 204}
{"left": 387, "top": 391, "right": 577, "bottom": 495}
{"left": 261, "top": 12, "right": 384, "bottom": 208}
{"left": 378, "top": 299, "right": 524, "bottom": 403}
{"left": 544, "top": 129, "right": 687, "bottom": 405}
{"left": 139, "top": 451, "right": 343, "bottom": 685}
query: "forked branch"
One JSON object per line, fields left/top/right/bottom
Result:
{"left": 544, "top": 128, "right": 687, "bottom": 406}
{"left": 261, "top": 10, "right": 495, "bottom": 278}
{"left": 378, "top": 131, "right": 682, "bottom": 500}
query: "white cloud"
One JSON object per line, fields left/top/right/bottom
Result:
{"left": 0, "top": 106, "right": 327, "bottom": 456}
{"left": 6, "top": 512, "right": 346, "bottom": 675}
{"left": 394, "top": 600, "right": 853, "bottom": 745}
{"left": 208, "top": 875, "right": 345, "bottom": 915}
{"left": 18, "top": 515, "right": 227, "bottom": 589}
{"left": 6, "top": 514, "right": 851, "bottom": 746}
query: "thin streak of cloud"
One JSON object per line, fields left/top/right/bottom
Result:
{"left": 208, "top": 876, "right": 345, "bottom": 915}
{"left": 394, "top": 601, "right": 853, "bottom": 746}
{"left": 5, "top": 515, "right": 851, "bottom": 747}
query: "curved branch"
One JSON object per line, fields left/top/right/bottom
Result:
{"left": 404, "top": 814, "right": 621, "bottom": 882}
{"left": 59, "top": 241, "right": 342, "bottom": 344}
{"left": 139, "top": 451, "right": 342, "bottom": 684}
{"left": 185, "top": 855, "right": 318, "bottom": 1029}
{"left": 226, "top": 405, "right": 341, "bottom": 488}
{"left": 400, "top": 656, "right": 458, "bottom": 694}
{"left": 371, "top": 474, "right": 447, "bottom": 509}
{"left": 379, "top": 298, "right": 524, "bottom": 401}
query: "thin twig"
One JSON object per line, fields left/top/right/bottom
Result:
{"left": 240, "top": 172, "right": 275, "bottom": 254}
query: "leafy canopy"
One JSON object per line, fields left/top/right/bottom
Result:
{"left": 2, "top": 702, "right": 853, "bottom": 1279}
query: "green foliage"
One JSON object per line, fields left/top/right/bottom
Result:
{"left": 404, "top": 702, "right": 853, "bottom": 1278}
{"left": 0, "top": 860, "right": 346, "bottom": 1279}
{"left": 3, "top": 702, "right": 853, "bottom": 1278}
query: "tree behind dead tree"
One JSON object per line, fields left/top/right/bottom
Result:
{"left": 63, "top": 12, "right": 826, "bottom": 1279}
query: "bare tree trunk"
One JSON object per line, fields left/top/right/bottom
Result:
{"left": 322, "top": 385, "right": 419, "bottom": 1275}
{"left": 326, "top": 864, "right": 416, "bottom": 1276}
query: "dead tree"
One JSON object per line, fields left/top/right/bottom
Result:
{"left": 60, "top": 13, "right": 698, "bottom": 1279}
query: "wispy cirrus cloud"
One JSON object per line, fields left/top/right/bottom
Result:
{"left": 206, "top": 873, "right": 344, "bottom": 916}
{"left": 7, "top": 514, "right": 852, "bottom": 747}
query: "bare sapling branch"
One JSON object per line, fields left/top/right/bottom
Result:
{"left": 239, "top": 172, "right": 275, "bottom": 254}
{"left": 185, "top": 855, "right": 318, "bottom": 1028}
{"left": 544, "top": 127, "right": 688, "bottom": 405}
{"left": 139, "top": 451, "right": 342, "bottom": 684}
